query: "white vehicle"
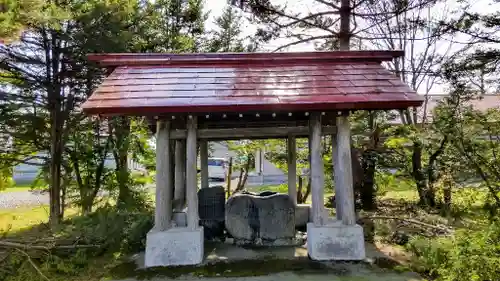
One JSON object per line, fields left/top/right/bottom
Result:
{"left": 207, "top": 157, "right": 228, "bottom": 181}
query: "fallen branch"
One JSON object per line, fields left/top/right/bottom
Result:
{"left": 0, "top": 240, "right": 100, "bottom": 250}
{"left": 363, "top": 215, "right": 454, "bottom": 234}
{"left": 15, "top": 248, "right": 51, "bottom": 281}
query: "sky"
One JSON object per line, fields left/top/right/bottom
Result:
{"left": 202, "top": 0, "right": 500, "bottom": 95}
{"left": 204, "top": 0, "right": 317, "bottom": 51}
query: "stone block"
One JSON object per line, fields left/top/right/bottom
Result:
{"left": 307, "top": 222, "right": 365, "bottom": 260}
{"left": 145, "top": 227, "right": 203, "bottom": 267}
{"left": 172, "top": 212, "right": 187, "bottom": 227}
{"left": 198, "top": 186, "right": 226, "bottom": 240}
{"left": 295, "top": 204, "right": 310, "bottom": 228}
{"left": 225, "top": 193, "right": 295, "bottom": 245}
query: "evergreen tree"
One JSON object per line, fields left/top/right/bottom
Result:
{"left": 208, "top": 5, "right": 247, "bottom": 52}
{"left": 0, "top": 0, "right": 208, "bottom": 223}
{"left": 0, "top": 0, "right": 47, "bottom": 42}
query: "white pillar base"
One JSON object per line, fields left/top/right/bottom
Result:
{"left": 307, "top": 222, "right": 365, "bottom": 261}
{"left": 145, "top": 227, "right": 204, "bottom": 267}
{"left": 172, "top": 211, "right": 187, "bottom": 227}
{"left": 295, "top": 204, "right": 310, "bottom": 228}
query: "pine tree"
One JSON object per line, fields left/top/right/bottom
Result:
{"left": 0, "top": 0, "right": 46, "bottom": 42}
{"left": 0, "top": 0, "right": 208, "bottom": 224}
{"left": 208, "top": 5, "right": 246, "bottom": 52}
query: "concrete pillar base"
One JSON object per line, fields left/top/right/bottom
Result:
{"left": 295, "top": 204, "right": 310, "bottom": 228}
{"left": 172, "top": 211, "right": 187, "bottom": 227}
{"left": 145, "top": 227, "right": 204, "bottom": 267}
{"left": 306, "top": 222, "right": 365, "bottom": 261}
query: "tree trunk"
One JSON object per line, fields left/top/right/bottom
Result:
{"left": 48, "top": 101, "right": 62, "bottom": 227}
{"left": 443, "top": 184, "right": 451, "bottom": 210}
{"left": 338, "top": 0, "right": 351, "bottom": 50}
{"left": 359, "top": 112, "right": 380, "bottom": 210}
{"left": 296, "top": 176, "right": 311, "bottom": 204}
{"left": 302, "top": 178, "right": 311, "bottom": 204}
{"left": 81, "top": 198, "right": 92, "bottom": 215}
{"left": 236, "top": 154, "right": 252, "bottom": 191}
{"left": 360, "top": 150, "right": 377, "bottom": 210}
{"left": 113, "top": 117, "right": 131, "bottom": 208}
{"left": 412, "top": 142, "right": 436, "bottom": 207}
{"left": 297, "top": 176, "right": 304, "bottom": 203}
{"left": 236, "top": 168, "right": 244, "bottom": 191}
{"left": 60, "top": 163, "right": 72, "bottom": 219}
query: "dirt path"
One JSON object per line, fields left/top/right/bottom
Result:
{"left": 113, "top": 269, "right": 422, "bottom": 281}
{"left": 0, "top": 191, "right": 49, "bottom": 209}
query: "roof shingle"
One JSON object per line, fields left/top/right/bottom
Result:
{"left": 82, "top": 51, "right": 423, "bottom": 116}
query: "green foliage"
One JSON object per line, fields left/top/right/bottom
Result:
{"left": 208, "top": 5, "right": 257, "bottom": 52}
{"left": 140, "top": 0, "right": 207, "bottom": 52}
{"left": 252, "top": 184, "right": 289, "bottom": 194}
{"left": 65, "top": 207, "right": 153, "bottom": 254}
{"left": 1, "top": 0, "right": 205, "bottom": 222}
{"left": 0, "top": 166, "right": 13, "bottom": 190}
{"left": 0, "top": 0, "right": 70, "bottom": 42}
{"left": 1, "top": 207, "right": 153, "bottom": 281}
{"left": 407, "top": 221, "right": 500, "bottom": 281}
{"left": 434, "top": 90, "right": 500, "bottom": 208}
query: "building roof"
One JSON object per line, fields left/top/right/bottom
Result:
{"left": 82, "top": 51, "right": 423, "bottom": 116}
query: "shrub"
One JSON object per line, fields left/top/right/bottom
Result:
{"left": 1, "top": 207, "right": 153, "bottom": 281}
{"left": 0, "top": 168, "right": 14, "bottom": 191}
{"left": 407, "top": 220, "right": 500, "bottom": 281}
{"left": 63, "top": 206, "right": 154, "bottom": 254}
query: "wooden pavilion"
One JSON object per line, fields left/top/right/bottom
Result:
{"left": 82, "top": 51, "right": 423, "bottom": 267}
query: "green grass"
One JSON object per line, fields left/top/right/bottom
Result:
{"left": 1, "top": 186, "right": 34, "bottom": 193}
{"left": 0, "top": 205, "right": 79, "bottom": 234}
{"left": 250, "top": 184, "right": 290, "bottom": 193}
{"left": 381, "top": 189, "right": 419, "bottom": 201}
{"left": 1, "top": 182, "right": 47, "bottom": 193}
{"left": 377, "top": 177, "right": 419, "bottom": 202}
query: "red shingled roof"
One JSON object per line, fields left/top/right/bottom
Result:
{"left": 82, "top": 51, "right": 423, "bottom": 116}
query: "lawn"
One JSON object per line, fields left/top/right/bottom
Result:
{"left": 0, "top": 205, "right": 80, "bottom": 234}
{"left": 1, "top": 182, "right": 47, "bottom": 193}
{"left": 1, "top": 186, "right": 37, "bottom": 193}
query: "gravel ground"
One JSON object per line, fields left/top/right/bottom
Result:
{"left": 113, "top": 269, "right": 421, "bottom": 281}
{"left": 0, "top": 191, "right": 49, "bottom": 209}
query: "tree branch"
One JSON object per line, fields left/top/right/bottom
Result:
{"left": 0, "top": 240, "right": 100, "bottom": 250}
{"left": 273, "top": 35, "right": 333, "bottom": 52}
{"left": 14, "top": 248, "right": 51, "bottom": 281}
{"left": 365, "top": 215, "right": 453, "bottom": 234}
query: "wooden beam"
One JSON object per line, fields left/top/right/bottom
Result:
{"left": 336, "top": 115, "right": 356, "bottom": 225}
{"left": 186, "top": 116, "right": 199, "bottom": 230}
{"left": 332, "top": 133, "right": 343, "bottom": 221}
{"left": 155, "top": 120, "right": 173, "bottom": 231}
{"left": 287, "top": 135, "right": 297, "bottom": 205}
{"left": 173, "top": 140, "right": 186, "bottom": 212}
{"left": 200, "top": 140, "right": 209, "bottom": 189}
{"left": 310, "top": 113, "right": 325, "bottom": 226}
{"left": 169, "top": 126, "right": 336, "bottom": 140}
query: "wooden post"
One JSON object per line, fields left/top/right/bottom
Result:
{"left": 287, "top": 135, "right": 297, "bottom": 205}
{"left": 332, "top": 133, "right": 343, "bottom": 221}
{"left": 227, "top": 157, "right": 233, "bottom": 198}
{"left": 336, "top": 115, "right": 356, "bottom": 225}
{"left": 174, "top": 140, "right": 186, "bottom": 211}
{"left": 155, "top": 120, "right": 173, "bottom": 231}
{"left": 310, "top": 113, "right": 325, "bottom": 226}
{"left": 200, "top": 140, "right": 209, "bottom": 189}
{"left": 186, "top": 116, "right": 199, "bottom": 230}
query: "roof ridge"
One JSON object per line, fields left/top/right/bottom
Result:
{"left": 87, "top": 50, "right": 404, "bottom": 67}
